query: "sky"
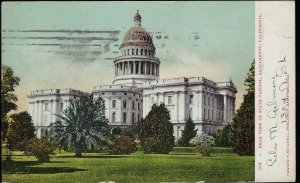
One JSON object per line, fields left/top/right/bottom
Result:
{"left": 2, "top": 1, "right": 254, "bottom": 113}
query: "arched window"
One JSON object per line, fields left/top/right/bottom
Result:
{"left": 136, "top": 48, "right": 138, "bottom": 55}
{"left": 145, "top": 49, "right": 147, "bottom": 55}
{"left": 132, "top": 101, "right": 135, "bottom": 109}
{"left": 148, "top": 49, "right": 150, "bottom": 56}
{"left": 127, "top": 49, "right": 129, "bottom": 55}
{"left": 112, "top": 112, "right": 116, "bottom": 123}
{"left": 132, "top": 49, "right": 134, "bottom": 55}
{"left": 141, "top": 49, "right": 143, "bottom": 55}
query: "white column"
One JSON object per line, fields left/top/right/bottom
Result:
{"left": 133, "top": 61, "right": 136, "bottom": 74}
{"left": 199, "top": 91, "right": 203, "bottom": 120}
{"left": 53, "top": 100, "right": 58, "bottom": 122}
{"left": 35, "top": 101, "right": 39, "bottom": 125}
{"left": 150, "top": 62, "right": 153, "bottom": 75}
{"left": 195, "top": 91, "right": 199, "bottom": 120}
{"left": 174, "top": 91, "right": 179, "bottom": 122}
{"left": 38, "top": 101, "right": 43, "bottom": 126}
{"left": 145, "top": 62, "right": 148, "bottom": 75}
{"left": 50, "top": 100, "right": 53, "bottom": 124}
{"left": 223, "top": 95, "right": 227, "bottom": 124}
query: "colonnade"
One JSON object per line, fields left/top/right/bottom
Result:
{"left": 115, "top": 61, "right": 159, "bottom": 76}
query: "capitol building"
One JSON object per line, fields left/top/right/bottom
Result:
{"left": 28, "top": 11, "right": 237, "bottom": 139}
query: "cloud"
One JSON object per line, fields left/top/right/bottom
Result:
{"left": 160, "top": 48, "right": 231, "bottom": 81}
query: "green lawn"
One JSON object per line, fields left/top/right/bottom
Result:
{"left": 2, "top": 147, "right": 254, "bottom": 183}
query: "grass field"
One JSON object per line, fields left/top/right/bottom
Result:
{"left": 2, "top": 147, "right": 254, "bottom": 183}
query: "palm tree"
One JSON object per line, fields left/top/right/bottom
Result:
{"left": 49, "top": 95, "right": 112, "bottom": 157}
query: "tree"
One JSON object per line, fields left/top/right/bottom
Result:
{"left": 6, "top": 111, "right": 36, "bottom": 151}
{"left": 230, "top": 61, "right": 255, "bottom": 155}
{"left": 178, "top": 118, "right": 197, "bottom": 146}
{"left": 1, "top": 65, "right": 20, "bottom": 140}
{"left": 213, "top": 124, "right": 232, "bottom": 147}
{"left": 138, "top": 103, "right": 174, "bottom": 154}
{"left": 49, "top": 95, "right": 112, "bottom": 157}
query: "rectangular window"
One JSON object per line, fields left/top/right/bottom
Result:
{"left": 132, "top": 113, "right": 134, "bottom": 124}
{"left": 123, "top": 112, "right": 127, "bottom": 123}
{"left": 189, "top": 108, "right": 193, "bottom": 119}
{"left": 44, "top": 103, "right": 49, "bottom": 111}
{"left": 208, "top": 110, "right": 210, "bottom": 120}
{"left": 138, "top": 102, "right": 140, "bottom": 110}
{"left": 204, "top": 95, "right": 206, "bottom": 105}
{"left": 132, "top": 101, "right": 135, "bottom": 109}
{"left": 204, "top": 108, "right": 206, "bottom": 119}
{"left": 112, "top": 112, "right": 116, "bottom": 123}
{"left": 112, "top": 100, "right": 116, "bottom": 108}
{"left": 167, "top": 96, "right": 173, "bottom": 105}
{"left": 123, "top": 101, "right": 127, "bottom": 108}
{"left": 189, "top": 95, "right": 193, "bottom": 104}
{"left": 208, "top": 96, "right": 210, "bottom": 106}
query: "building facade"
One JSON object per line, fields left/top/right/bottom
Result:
{"left": 28, "top": 11, "right": 237, "bottom": 139}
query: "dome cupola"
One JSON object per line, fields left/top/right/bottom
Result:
{"left": 113, "top": 10, "right": 160, "bottom": 86}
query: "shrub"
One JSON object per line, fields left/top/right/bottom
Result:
{"left": 26, "top": 138, "right": 55, "bottom": 162}
{"left": 110, "top": 135, "right": 136, "bottom": 155}
{"left": 178, "top": 118, "right": 197, "bottom": 147}
{"left": 139, "top": 104, "right": 174, "bottom": 154}
{"left": 190, "top": 134, "right": 215, "bottom": 156}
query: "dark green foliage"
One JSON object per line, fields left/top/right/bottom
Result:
{"left": 112, "top": 126, "right": 138, "bottom": 139}
{"left": 49, "top": 95, "right": 112, "bottom": 157}
{"left": 213, "top": 124, "right": 232, "bottom": 147}
{"left": 6, "top": 111, "right": 36, "bottom": 151}
{"left": 178, "top": 118, "right": 197, "bottom": 146}
{"left": 26, "top": 138, "right": 55, "bottom": 162}
{"left": 110, "top": 135, "right": 136, "bottom": 154}
{"left": 138, "top": 103, "right": 174, "bottom": 154}
{"left": 112, "top": 128, "right": 122, "bottom": 136}
{"left": 230, "top": 61, "right": 255, "bottom": 156}
{"left": 1, "top": 65, "right": 20, "bottom": 140}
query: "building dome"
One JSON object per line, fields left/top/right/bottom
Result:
{"left": 122, "top": 26, "right": 153, "bottom": 44}
{"left": 113, "top": 10, "right": 160, "bottom": 86}
{"left": 120, "top": 10, "right": 154, "bottom": 49}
